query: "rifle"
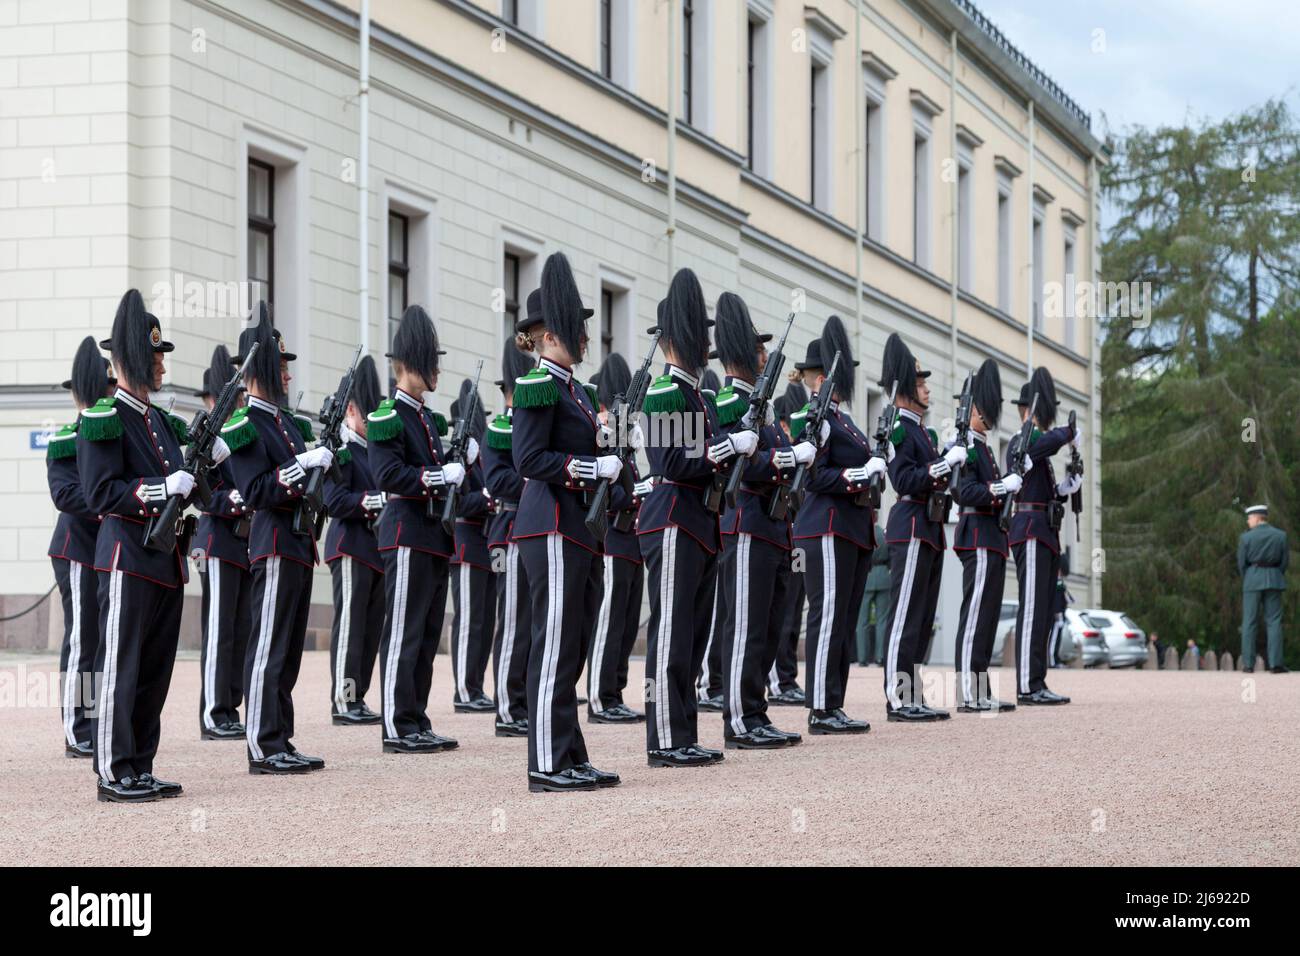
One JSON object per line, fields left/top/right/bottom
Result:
{"left": 768, "top": 350, "right": 841, "bottom": 521}
{"left": 949, "top": 371, "right": 973, "bottom": 495}
{"left": 867, "top": 381, "right": 898, "bottom": 510}
{"left": 1065, "top": 408, "right": 1083, "bottom": 542}
{"left": 438, "top": 359, "right": 485, "bottom": 534}
{"left": 294, "top": 346, "right": 363, "bottom": 538}
{"left": 585, "top": 332, "right": 662, "bottom": 541}
{"left": 998, "top": 392, "right": 1038, "bottom": 533}
{"left": 721, "top": 312, "right": 795, "bottom": 511}
{"left": 145, "top": 342, "right": 259, "bottom": 553}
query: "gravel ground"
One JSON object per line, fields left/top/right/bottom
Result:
{"left": 2, "top": 650, "right": 1295, "bottom": 866}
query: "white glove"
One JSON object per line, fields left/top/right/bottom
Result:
{"left": 997, "top": 473, "right": 1023, "bottom": 495}
{"left": 943, "top": 445, "right": 967, "bottom": 470}
{"left": 1023, "top": 455, "right": 1034, "bottom": 474}
{"left": 1071, "top": 423, "right": 1083, "bottom": 448}
{"left": 165, "top": 470, "right": 196, "bottom": 498}
{"left": 296, "top": 447, "right": 334, "bottom": 471}
{"left": 865, "top": 456, "right": 887, "bottom": 480}
{"left": 818, "top": 420, "right": 831, "bottom": 444}
{"left": 741, "top": 403, "right": 775, "bottom": 430}
{"left": 1056, "top": 474, "right": 1083, "bottom": 496}
{"left": 843, "top": 466, "right": 871, "bottom": 485}
{"left": 228, "top": 489, "right": 245, "bottom": 509}
{"left": 729, "top": 429, "right": 759, "bottom": 458}
{"left": 466, "top": 437, "right": 480, "bottom": 466}
{"left": 441, "top": 462, "right": 466, "bottom": 488}
{"left": 791, "top": 442, "right": 816, "bottom": 466}
{"left": 595, "top": 455, "right": 622, "bottom": 480}
{"left": 211, "top": 437, "right": 231, "bottom": 465}
{"left": 628, "top": 422, "right": 645, "bottom": 452}
{"left": 361, "top": 492, "right": 386, "bottom": 512}
{"left": 633, "top": 478, "right": 655, "bottom": 498}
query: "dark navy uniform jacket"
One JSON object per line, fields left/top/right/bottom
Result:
{"left": 77, "top": 386, "right": 193, "bottom": 587}
{"left": 1006, "top": 423, "right": 1073, "bottom": 554}
{"left": 791, "top": 396, "right": 877, "bottom": 551}
{"left": 717, "top": 378, "right": 797, "bottom": 550}
{"left": 224, "top": 395, "right": 315, "bottom": 567}
{"left": 637, "top": 364, "right": 723, "bottom": 554}
{"left": 884, "top": 408, "right": 947, "bottom": 551}
{"left": 47, "top": 421, "right": 100, "bottom": 566}
{"left": 953, "top": 431, "right": 1008, "bottom": 556}
{"left": 369, "top": 388, "right": 454, "bottom": 558}
{"left": 323, "top": 436, "right": 383, "bottom": 572}
{"left": 194, "top": 461, "right": 250, "bottom": 569}
{"left": 482, "top": 410, "right": 523, "bottom": 550}
{"left": 452, "top": 459, "right": 492, "bottom": 570}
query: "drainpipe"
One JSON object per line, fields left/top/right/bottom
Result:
{"left": 1026, "top": 98, "right": 1035, "bottom": 373}
{"left": 358, "top": 0, "right": 371, "bottom": 356}
{"left": 854, "top": 0, "right": 864, "bottom": 421}
{"left": 666, "top": 0, "right": 678, "bottom": 282}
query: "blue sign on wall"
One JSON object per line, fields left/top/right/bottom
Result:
{"left": 30, "top": 430, "right": 56, "bottom": 451}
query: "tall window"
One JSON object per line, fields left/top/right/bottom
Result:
{"left": 503, "top": 0, "right": 518, "bottom": 25}
{"left": 388, "top": 212, "right": 409, "bottom": 354}
{"left": 810, "top": 62, "right": 819, "bottom": 201}
{"left": 600, "top": 0, "right": 612, "bottom": 78}
{"left": 957, "top": 163, "right": 972, "bottom": 291}
{"left": 682, "top": 0, "right": 694, "bottom": 124}
{"left": 247, "top": 159, "right": 275, "bottom": 307}
{"left": 503, "top": 252, "right": 521, "bottom": 345}
{"left": 1063, "top": 233, "right": 1077, "bottom": 348}
{"left": 746, "top": 19, "right": 756, "bottom": 167}
{"left": 600, "top": 288, "right": 614, "bottom": 361}
{"left": 997, "top": 190, "right": 1012, "bottom": 313}
{"left": 912, "top": 134, "right": 931, "bottom": 267}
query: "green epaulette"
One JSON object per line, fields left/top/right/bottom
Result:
{"left": 166, "top": 411, "right": 190, "bottom": 444}
{"left": 486, "top": 413, "right": 512, "bottom": 450}
{"left": 927, "top": 427, "right": 939, "bottom": 451}
{"left": 888, "top": 410, "right": 905, "bottom": 446}
{"left": 220, "top": 406, "right": 258, "bottom": 452}
{"left": 583, "top": 382, "right": 599, "bottom": 408}
{"left": 336, "top": 445, "right": 353, "bottom": 467}
{"left": 46, "top": 422, "right": 79, "bottom": 461}
{"left": 967, "top": 443, "right": 980, "bottom": 464}
{"left": 288, "top": 411, "right": 316, "bottom": 443}
{"left": 643, "top": 374, "right": 686, "bottom": 414}
{"left": 1030, "top": 427, "right": 1043, "bottom": 444}
{"left": 79, "top": 397, "right": 122, "bottom": 442}
{"left": 433, "top": 412, "right": 449, "bottom": 437}
{"left": 713, "top": 386, "right": 746, "bottom": 426}
{"left": 789, "top": 403, "right": 810, "bottom": 440}
{"left": 512, "top": 367, "right": 559, "bottom": 408}
{"left": 367, "top": 399, "right": 403, "bottom": 442}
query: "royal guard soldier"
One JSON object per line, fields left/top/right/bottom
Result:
{"left": 366, "top": 305, "right": 464, "bottom": 753}
{"left": 78, "top": 290, "right": 207, "bottom": 801}
{"left": 47, "top": 337, "right": 114, "bottom": 759}
{"left": 323, "top": 354, "right": 386, "bottom": 725}
{"left": 767, "top": 383, "right": 809, "bottom": 706}
{"left": 483, "top": 340, "right": 536, "bottom": 738}
{"left": 952, "top": 359, "right": 1020, "bottom": 712}
{"left": 194, "top": 344, "right": 252, "bottom": 741}
{"left": 447, "top": 378, "right": 495, "bottom": 714}
{"left": 510, "top": 253, "right": 622, "bottom": 792}
{"left": 711, "top": 293, "right": 813, "bottom": 748}
{"left": 1007, "top": 367, "right": 1080, "bottom": 705}
{"left": 586, "top": 352, "right": 651, "bottom": 725}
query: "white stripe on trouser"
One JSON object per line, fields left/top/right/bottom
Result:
{"left": 653, "top": 527, "right": 678, "bottom": 749}
{"left": 768, "top": 663, "right": 781, "bottom": 696}
{"left": 201, "top": 558, "right": 221, "bottom": 731}
{"left": 62, "top": 562, "right": 83, "bottom": 746}
{"left": 884, "top": 540, "right": 921, "bottom": 710}
{"left": 698, "top": 583, "right": 718, "bottom": 696}
{"left": 382, "top": 548, "right": 411, "bottom": 739}
{"left": 726, "top": 535, "right": 752, "bottom": 735}
{"left": 496, "top": 544, "right": 520, "bottom": 723}
{"left": 454, "top": 562, "right": 472, "bottom": 701}
{"left": 97, "top": 569, "right": 124, "bottom": 781}
{"left": 1048, "top": 617, "right": 1062, "bottom": 665}
{"left": 333, "top": 557, "right": 354, "bottom": 714}
{"left": 959, "top": 549, "right": 987, "bottom": 703}
{"left": 1020, "top": 544, "right": 1036, "bottom": 694}
{"left": 588, "top": 555, "right": 615, "bottom": 714}
{"left": 812, "top": 535, "right": 836, "bottom": 711}
{"left": 246, "top": 556, "right": 281, "bottom": 761}
{"left": 535, "top": 534, "right": 564, "bottom": 772}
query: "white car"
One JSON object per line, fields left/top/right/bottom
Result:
{"left": 994, "top": 602, "right": 1088, "bottom": 666}
{"left": 1064, "top": 608, "right": 1110, "bottom": 668}
{"left": 1075, "top": 608, "right": 1149, "bottom": 668}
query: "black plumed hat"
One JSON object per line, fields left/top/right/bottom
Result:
{"left": 496, "top": 338, "right": 535, "bottom": 390}
{"left": 819, "top": 314, "right": 857, "bottom": 403}
{"left": 699, "top": 368, "right": 721, "bottom": 396}
{"left": 782, "top": 381, "right": 808, "bottom": 413}
{"left": 197, "top": 344, "right": 236, "bottom": 400}
{"left": 386, "top": 304, "right": 445, "bottom": 387}
{"left": 450, "top": 377, "right": 487, "bottom": 440}
{"left": 879, "top": 332, "right": 928, "bottom": 403}
{"left": 236, "top": 301, "right": 290, "bottom": 405}
{"left": 539, "top": 252, "right": 591, "bottom": 360}
{"left": 1015, "top": 366, "right": 1060, "bottom": 428}
{"left": 66, "top": 335, "right": 111, "bottom": 408}
{"left": 709, "top": 292, "right": 770, "bottom": 379}
{"left": 595, "top": 352, "right": 632, "bottom": 409}
{"left": 652, "top": 268, "right": 713, "bottom": 373}
{"left": 351, "top": 354, "right": 382, "bottom": 418}
{"left": 971, "top": 358, "right": 1003, "bottom": 429}
{"left": 105, "top": 289, "right": 169, "bottom": 389}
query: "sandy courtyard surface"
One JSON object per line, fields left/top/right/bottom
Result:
{"left": 2, "top": 650, "right": 1295, "bottom": 866}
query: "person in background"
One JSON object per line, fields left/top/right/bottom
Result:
{"left": 1238, "top": 503, "right": 1289, "bottom": 674}
{"left": 1185, "top": 638, "right": 1201, "bottom": 669}
{"left": 1149, "top": 631, "right": 1167, "bottom": 669}
{"left": 854, "top": 523, "right": 890, "bottom": 666}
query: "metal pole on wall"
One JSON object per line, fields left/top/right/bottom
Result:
{"left": 1026, "top": 98, "right": 1035, "bottom": 373}
{"left": 358, "top": 0, "right": 371, "bottom": 356}
{"left": 666, "top": 0, "right": 678, "bottom": 282}
{"left": 1088, "top": 154, "right": 1101, "bottom": 606}
{"left": 948, "top": 29, "right": 958, "bottom": 402}
{"left": 854, "top": 0, "right": 863, "bottom": 421}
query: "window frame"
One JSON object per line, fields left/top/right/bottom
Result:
{"left": 247, "top": 158, "right": 275, "bottom": 309}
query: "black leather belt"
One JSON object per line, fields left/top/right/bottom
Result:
{"left": 499, "top": 501, "right": 518, "bottom": 512}
{"left": 1015, "top": 502, "right": 1050, "bottom": 512}
{"left": 959, "top": 508, "right": 997, "bottom": 516}
{"left": 900, "top": 495, "right": 929, "bottom": 504}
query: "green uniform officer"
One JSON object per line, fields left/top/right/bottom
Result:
{"left": 855, "top": 523, "right": 891, "bottom": 665}
{"left": 1238, "top": 504, "right": 1289, "bottom": 674}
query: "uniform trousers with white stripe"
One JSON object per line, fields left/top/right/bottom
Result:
{"left": 328, "top": 557, "right": 384, "bottom": 715}
{"left": 379, "top": 547, "right": 449, "bottom": 740}
{"left": 586, "top": 555, "right": 643, "bottom": 713}
{"left": 518, "top": 534, "right": 602, "bottom": 773}
{"left": 802, "top": 535, "right": 871, "bottom": 712}
{"left": 695, "top": 578, "right": 724, "bottom": 699}
{"left": 244, "top": 557, "right": 313, "bottom": 761}
{"left": 953, "top": 548, "right": 1007, "bottom": 704}
{"left": 92, "top": 571, "right": 183, "bottom": 782}
{"left": 720, "top": 534, "right": 790, "bottom": 734}
{"left": 768, "top": 573, "right": 805, "bottom": 695}
{"left": 883, "top": 540, "right": 944, "bottom": 710}
{"left": 641, "top": 527, "right": 718, "bottom": 752}
{"left": 492, "top": 543, "right": 531, "bottom": 723}
{"left": 53, "top": 557, "right": 98, "bottom": 747}
{"left": 1013, "top": 540, "right": 1058, "bottom": 695}
{"left": 199, "top": 559, "right": 251, "bottom": 731}
{"left": 450, "top": 562, "right": 497, "bottom": 704}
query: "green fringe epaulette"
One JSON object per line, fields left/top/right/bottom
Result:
{"left": 220, "top": 406, "right": 258, "bottom": 452}
{"left": 367, "top": 399, "right": 403, "bottom": 442}
{"left": 288, "top": 411, "right": 316, "bottom": 443}
{"left": 713, "top": 386, "right": 746, "bottom": 426}
{"left": 701, "top": 391, "right": 717, "bottom": 415}
{"left": 46, "top": 422, "right": 79, "bottom": 460}
{"left": 643, "top": 374, "right": 686, "bottom": 414}
{"left": 486, "top": 413, "right": 512, "bottom": 450}
{"left": 79, "top": 397, "right": 122, "bottom": 442}
{"left": 336, "top": 445, "right": 352, "bottom": 467}
{"left": 967, "top": 444, "right": 980, "bottom": 465}
{"left": 927, "top": 427, "right": 939, "bottom": 451}
{"left": 167, "top": 412, "right": 190, "bottom": 444}
{"left": 512, "top": 367, "right": 559, "bottom": 408}
{"left": 433, "top": 412, "right": 449, "bottom": 437}
{"left": 789, "top": 403, "right": 810, "bottom": 440}
{"left": 888, "top": 410, "right": 905, "bottom": 447}
{"left": 583, "top": 382, "right": 599, "bottom": 408}
{"left": 1030, "top": 428, "right": 1042, "bottom": 444}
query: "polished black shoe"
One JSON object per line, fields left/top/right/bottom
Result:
{"left": 981, "top": 697, "right": 1016, "bottom": 712}
{"left": 1017, "top": 689, "right": 1067, "bottom": 706}
{"left": 200, "top": 721, "right": 246, "bottom": 741}
{"left": 65, "top": 740, "right": 93, "bottom": 758}
{"left": 768, "top": 686, "right": 805, "bottom": 707}
{"left": 697, "top": 693, "right": 724, "bottom": 712}
{"left": 1040, "top": 688, "right": 1071, "bottom": 704}
{"left": 138, "top": 772, "right": 183, "bottom": 798}
{"left": 287, "top": 747, "right": 325, "bottom": 771}
{"left": 383, "top": 733, "right": 445, "bottom": 754}
{"left": 495, "top": 718, "right": 529, "bottom": 738}
{"left": 809, "top": 708, "right": 871, "bottom": 734}
{"left": 453, "top": 693, "right": 495, "bottom": 714}
{"left": 1269, "top": 665, "right": 1290, "bottom": 674}
{"left": 647, "top": 746, "right": 716, "bottom": 768}
{"left": 417, "top": 729, "right": 460, "bottom": 750}
{"left": 686, "top": 743, "right": 724, "bottom": 762}
{"left": 761, "top": 724, "right": 802, "bottom": 745}
{"left": 570, "top": 762, "right": 621, "bottom": 787}
{"left": 725, "top": 727, "right": 788, "bottom": 749}
{"left": 528, "top": 768, "right": 600, "bottom": 793}
{"left": 332, "top": 707, "right": 381, "bottom": 726}
{"left": 588, "top": 702, "right": 643, "bottom": 723}
{"left": 886, "top": 705, "right": 941, "bottom": 722}
{"left": 611, "top": 703, "right": 646, "bottom": 722}
{"left": 957, "top": 699, "right": 992, "bottom": 714}
{"left": 917, "top": 701, "right": 951, "bottom": 720}
{"left": 249, "top": 752, "right": 311, "bottom": 774}
{"left": 96, "top": 776, "right": 160, "bottom": 803}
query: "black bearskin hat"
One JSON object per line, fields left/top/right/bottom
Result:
{"left": 198, "top": 344, "right": 236, "bottom": 402}
{"left": 971, "top": 358, "right": 1003, "bottom": 430}
{"left": 67, "top": 336, "right": 111, "bottom": 408}
{"left": 236, "top": 301, "right": 290, "bottom": 405}
{"left": 710, "top": 292, "right": 769, "bottom": 381}
{"left": 106, "top": 289, "right": 168, "bottom": 390}
{"left": 879, "top": 332, "right": 929, "bottom": 403}
{"left": 595, "top": 352, "right": 632, "bottom": 410}
{"left": 819, "top": 314, "right": 857, "bottom": 403}
{"left": 539, "top": 252, "right": 590, "bottom": 360}
{"left": 656, "top": 268, "right": 713, "bottom": 373}
{"left": 386, "top": 304, "right": 444, "bottom": 389}
{"left": 351, "top": 354, "right": 382, "bottom": 418}
{"left": 450, "top": 377, "right": 487, "bottom": 441}
{"left": 781, "top": 382, "right": 809, "bottom": 419}
{"left": 1016, "top": 366, "right": 1060, "bottom": 428}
